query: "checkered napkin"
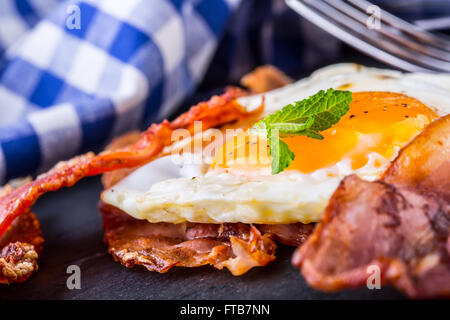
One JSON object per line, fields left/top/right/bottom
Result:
{"left": 0, "top": 0, "right": 240, "bottom": 184}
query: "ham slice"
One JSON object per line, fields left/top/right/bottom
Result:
{"left": 100, "top": 202, "right": 277, "bottom": 276}
{"left": 293, "top": 115, "right": 450, "bottom": 298}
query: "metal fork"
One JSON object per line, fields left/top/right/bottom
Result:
{"left": 285, "top": 0, "right": 450, "bottom": 73}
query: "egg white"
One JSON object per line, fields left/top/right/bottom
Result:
{"left": 102, "top": 64, "right": 450, "bottom": 224}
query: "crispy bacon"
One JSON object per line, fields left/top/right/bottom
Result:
{"left": 0, "top": 87, "right": 258, "bottom": 239}
{"left": 293, "top": 115, "right": 450, "bottom": 298}
{"left": 0, "top": 186, "right": 44, "bottom": 284}
{"left": 100, "top": 202, "right": 276, "bottom": 275}
{"left": 99, "top": 201, "right": 311, "bottom": 275}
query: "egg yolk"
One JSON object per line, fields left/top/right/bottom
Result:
{"left": 211, "top": 91, "right": 438, "bottom": 173}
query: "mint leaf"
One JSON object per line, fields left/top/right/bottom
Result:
{"left": 299, "top": 129, "right": 324, "bottom": 140}
{"left": 269, "top": 130, "right": 295, "bottom": 175}
{"left": 268, "top": 116, "right": 315, "bottom": 135}
{"left": 255, "top": 89, "right": 352, "bottom": 132}
{"left": 253, "top": 89, "right": 352, "bottom": 174}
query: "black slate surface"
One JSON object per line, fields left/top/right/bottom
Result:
{"left": 0, "top": 176, "right": 405, "bottom": 300}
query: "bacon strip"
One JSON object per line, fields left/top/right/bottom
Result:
{"left": 0, "top": 88, "right": 257, "bottom": 239}
{"left": 100, "top": 202, "right": 277, "bottom": 276}
{"left": 100, "top": 202, "right": 311, "bottom": 275}
{"left": 293, "top": 115, "right": 450, "bottom": 298}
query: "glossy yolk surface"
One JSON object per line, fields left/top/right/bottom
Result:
{"left": 211, "top": 92, "right": 438, "bottom": 173}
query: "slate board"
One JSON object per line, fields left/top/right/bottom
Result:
{"left": 0, "top": 176, "right": 405, "bottom": 300}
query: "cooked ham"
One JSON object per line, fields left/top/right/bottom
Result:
{"left": 99, "top": 202, "right": 277, "bottom": 275}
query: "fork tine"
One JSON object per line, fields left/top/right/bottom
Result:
{"left": 304, "top": 0, "right": 450, "bottom": 71}
{"left": 323, "top": 0, "right": 450, "bottom": 61}
{"left": 288, "top": 0, "right": 450, "bottom": 72}
{"left": 285, "top": 0, "right": 433, "bottom": 72}
{"left": 348, "top": 0, "right": 450, "bottom": 51}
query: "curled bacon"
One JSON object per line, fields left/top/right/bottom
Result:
{"left": 0, "top": 87, "right": 258, "bottom": 238}
{"left": 100, "top": 202, "right": 277, "bottom": 276}
{"left": 100, "top": 201, "right": 310, "bottom": 275}
{"left": 293, "top": 115, "right": 450, "bottom": 298}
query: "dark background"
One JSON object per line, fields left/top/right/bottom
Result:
{"left": 0, "top": 48, "right": 405, "bottom": 300}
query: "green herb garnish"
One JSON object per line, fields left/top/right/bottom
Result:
{"left": 252, "top": 89, "right": 352, "bottom": 174}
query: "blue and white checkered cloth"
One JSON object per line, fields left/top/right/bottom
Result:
{"left": 0, "top": 0, "right": 449, "bottom": 184}
{"left": 0, "top": 0, "right": 240, "bottom": 183}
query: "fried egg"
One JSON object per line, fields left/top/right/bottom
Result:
{"left": 102, "top": 64, "right": 450, "bottom": 224}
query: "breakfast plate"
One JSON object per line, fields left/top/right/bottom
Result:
{"left": 0, "top": 63, "right": 448, "bottom": 299}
